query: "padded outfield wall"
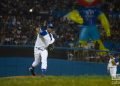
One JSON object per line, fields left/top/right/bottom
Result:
{"left": 0, "top": 46, "right": 120, "bottom": 77}
{"left": 0, "top": 57, "right": 114, "bottom": 77}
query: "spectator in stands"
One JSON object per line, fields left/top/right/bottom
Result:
{"left": 0, "top": 0, "right": 120, "bottom": 62}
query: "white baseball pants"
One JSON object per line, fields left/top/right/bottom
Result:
{"left": 109, "top": 67, "right": 117, "bottom": 78}
{"left": 32, "top": 47, "right": 48, "bottom": 69}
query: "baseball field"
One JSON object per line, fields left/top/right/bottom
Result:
{"left": 0, "top": 75, "right": 113, "bottom": 86}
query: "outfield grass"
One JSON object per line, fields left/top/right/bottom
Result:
{"left": 0, "top": 76, "right": 113, "bottom": 86}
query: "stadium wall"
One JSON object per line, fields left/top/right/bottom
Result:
{"left": 0, "top": 57, "right": 120, "bottom": 77}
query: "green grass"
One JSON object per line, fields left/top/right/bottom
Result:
{"left": 0, "top": 76, "right": 113, "bottom": 86}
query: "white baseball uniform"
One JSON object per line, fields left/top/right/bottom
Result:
{"left": 107, "top": 57, "right": 119, "bottom": 78}
{"left": 32, "top": 29, "right": 55, "bottom": 70}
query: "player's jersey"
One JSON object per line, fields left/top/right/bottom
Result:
{"left": 108, "top": 57, "right": 119, "bottom": 68}
{"left": 34, "top": 28, "right": 55, "bottom": 50}
{"left": 78, "top": 7, "right": 101, "bottom": 25}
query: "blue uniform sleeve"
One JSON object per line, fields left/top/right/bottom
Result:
{"left": 40, "top": 30, "right": 47, "bottom": 36}
{"left": 115, "top": 58, "right": 119, "bottom": 63}
{"left": 39, "top": 26, "right": 48, "bottom": 36}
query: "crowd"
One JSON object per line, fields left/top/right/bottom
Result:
{"left": 0, "top": 0, "right": 120, "bottom": 61}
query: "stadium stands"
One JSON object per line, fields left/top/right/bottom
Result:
{"left": 0, "top": 0, "right": 120, "bottom": 61}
